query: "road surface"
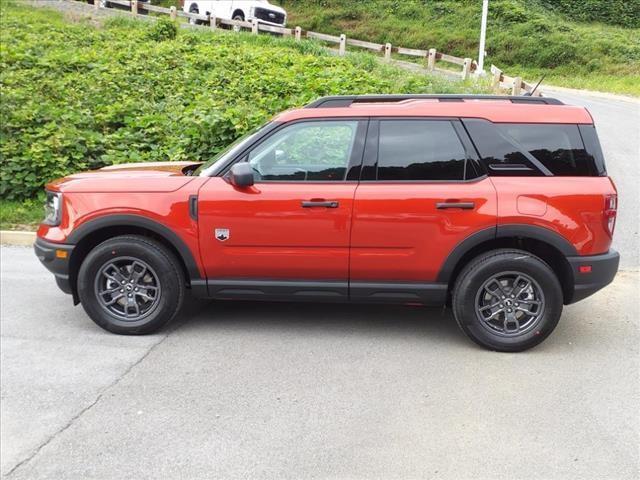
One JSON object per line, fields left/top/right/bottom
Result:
{"left": 2, "top": 246, "right": 638, "bottom": 479}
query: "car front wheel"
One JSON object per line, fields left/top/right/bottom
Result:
{"left": 77, "top": 235, "right": 185, "bottom": 335}
{"left": 452, "top": 249, "right": 563, "bottom": 352}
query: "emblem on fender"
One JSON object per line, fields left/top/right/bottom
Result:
{"left": 215, "top": 228, "right": 230, "bottom": 242}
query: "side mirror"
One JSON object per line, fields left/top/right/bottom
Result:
{"left": 229, "top": 162, "right": 255, "bottom": 188}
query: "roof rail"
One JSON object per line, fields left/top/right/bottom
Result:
{"left": 305, "top": 94, "right": 564, "bottom": 108}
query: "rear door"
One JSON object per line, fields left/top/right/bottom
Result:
{"left": 349, "top": 118, "right": 497, "bottom": 303}
{"left": 197, "top": 119, "right": 367, "bottom": 299}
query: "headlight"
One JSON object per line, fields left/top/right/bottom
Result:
{"left": 43, "top": 191, "right": 62, "bottom": 226}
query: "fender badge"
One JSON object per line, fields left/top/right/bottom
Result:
{"left": 215, "top": 228, "right": 230, "bottom": 242}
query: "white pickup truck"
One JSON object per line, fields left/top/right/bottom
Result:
{"left": 182, "top": 0, "right": 287, "bottom": 26}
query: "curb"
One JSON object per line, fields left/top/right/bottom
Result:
{"left": 1, "top": 230, "right": 36, "bottom": 246}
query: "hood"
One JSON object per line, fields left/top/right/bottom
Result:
{"left": 47, "top": 161, "right": 203, "bottom": 193}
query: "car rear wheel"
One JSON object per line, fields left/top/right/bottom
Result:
{"left": 452, "top": 249, "right": 563, "bottom": 352}
{"left": 77, "top": 235, "right": 185, "bottom": 335}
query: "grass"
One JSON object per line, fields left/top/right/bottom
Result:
{"left": 0, "top": 199, "right": 42, "bottom": 230}
{"left": 276, "top": 0, "right": 640, "bottom": 96}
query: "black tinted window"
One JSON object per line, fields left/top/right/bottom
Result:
{"left": 377, "top": 120, "right": 467, "bottom": 181}
{"left": 463, "top": 119, "right": 542, "bottom": 176}
{"left": 499, "top": 124, "right": 596, "bottom": 176}
{"left": 464, "top": 119, "right": 598, "bottom": 176}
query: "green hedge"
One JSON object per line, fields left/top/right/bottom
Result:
{"left": 538, "top": 0, "right": 640, "bottom": 28}
{"left": 0, "top": 3, "right": 488, "bottom": 201}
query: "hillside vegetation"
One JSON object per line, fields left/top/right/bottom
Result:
{"left": 279, "top": 0, "right": 640, "bottom": 95}
{"left": 0, "top": 2, "right": 490, "bottom": 206}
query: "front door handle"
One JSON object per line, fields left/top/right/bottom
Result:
{"left": 436, "top": 201, "right": 475, "bottom": 210}
{"left": 301, "top": 200, "right": 339, "bottom": 208}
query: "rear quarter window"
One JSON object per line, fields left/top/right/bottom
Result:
{"left": 464, "top": 120, "right": 599, "bottom": 176}
{"left": 498, "top": 124, "right": 597, "bottom": 176}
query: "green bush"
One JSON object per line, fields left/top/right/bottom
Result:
{"left": 538, "top": 0, "right": 640, "bottom": 28}
{"left": 0, "top": 2, "right": 489, "bottom": 200}
{"left": 146, "top": 18, "right": 178, "bottom": 42}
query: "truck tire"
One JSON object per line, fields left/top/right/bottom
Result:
{"left": 452, "top": 249, "right": 563, "bottom": 352}
{"left": 77, "top": 235, "right": 185, "bottom": 335}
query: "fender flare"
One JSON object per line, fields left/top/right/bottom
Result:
{"left": 436, "top": 224, "right": 578, "bottom": 283}
{"left": 66, "top": 214, "right": 202, "bottom": 281}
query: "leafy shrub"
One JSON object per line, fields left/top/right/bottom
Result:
{"left": 0, "top": 2, "right": 487, "bottom": 200}
{"left": 538, "top": 0, "right": 640, "bottom": 28}
{"left": 146, "top": 18, "right": 178, "bottom": 42}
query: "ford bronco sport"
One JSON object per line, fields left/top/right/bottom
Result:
{"left": 35, "top": 95, "right": 619, "bottom": 351}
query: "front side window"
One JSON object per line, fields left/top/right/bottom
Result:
{"left": 377, "top": 120, "right": 468, "bottom": 181}
{"left": 247, "top": 120, "right": 359, "bottom": 181}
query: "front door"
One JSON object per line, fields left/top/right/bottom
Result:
{"left": 198, "top": 119, "right": 367, "bottom": 299}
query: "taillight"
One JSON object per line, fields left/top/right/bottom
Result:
{"left": 604, "top": 194, "right": 617, "bottom": 237}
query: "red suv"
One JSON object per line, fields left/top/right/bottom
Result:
{"left": 34, "top": 95, "right": 619, "bottom": 351}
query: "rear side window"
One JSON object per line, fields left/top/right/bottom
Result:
{"left": 464, "top": 119, "right": 599, "bottom": 176}
{"left": 498, "top": 124, "right": 597, "bottom": 176}
{"left": 377, "top": 120, "right": 467, "bottom": 181}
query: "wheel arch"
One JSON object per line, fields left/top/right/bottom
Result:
{"left": 438, "top": 225, "right": 577, "bottom": 304}
{"left": 232, "top": 8, "right": 245, "bottom": 19}
{"left": 66, "top": 215, "right": 203, "bottom": 304}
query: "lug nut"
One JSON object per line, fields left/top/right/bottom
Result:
{"left": 128, "top": 294, "right": 132, "bottom": 298}
{"left": 120, "top": 289, "right": 124, "bottom": 293}
{"left": 507, "top": 308, "right": 512, "bottom": 313}
{"left": 134, "top": 288, "right": 139, "bottom": 292}
{"left": 121, "top": 281, "right": 125, "bottom": 285}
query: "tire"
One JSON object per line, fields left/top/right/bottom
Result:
{"left": 452, "top": 249, "right": 563, "bottom": 352}
{"left": 233, "top": 12, "right": 245, "bottom": 21}
{"left": 188, "top": 4, "right": 199, "bottom": 25}
{"left": 77, "top": 235, "right": 185, "bottom": 335}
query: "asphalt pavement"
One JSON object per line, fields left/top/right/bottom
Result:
{"left": 1, "top": 245, "right": 639, "bottom": 479}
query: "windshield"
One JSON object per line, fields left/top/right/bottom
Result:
{"left": 196, "top": 122, "right": 273, "bottom": 176}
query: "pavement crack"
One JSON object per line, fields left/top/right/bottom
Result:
{"left": 3, "top": 331, "right": 172, "bottom": 478}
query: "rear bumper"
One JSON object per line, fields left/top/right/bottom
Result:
{"left": 566, "top": 249, "right": 619, "bottom": 304}
{"left": 34, "top": 237, "right": 75, "bottom": 295}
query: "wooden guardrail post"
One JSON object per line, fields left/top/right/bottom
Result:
{"left": 491, "top": 65, "right": 502, "bottom": 91}
{"left": 251, "top": 19, "right": 259, "bottom": 34}
{"left": 94, "top": 0, "right": 100, "bottom": 11}
{"left": 295, "top": 26, "right": 301, "bottom": 41}
{"left": 131, "top": 0, "right": 138, "bottom": 15}
{"left": 427, "top": 48, "right": 436, "bottom": 71}
{"left": 512, "top": 77, "right": 522, "bottom": 95}
{"left": 384, "top": 43, "right": 392, "bottom": 62}
{"left": 339, "top": 34, "right": 346, "bottom": 56}
{"left": 461, "top": 58, "right": 472, "bottom": 80}
{"left": 170, "top": 6, "right": 177, "bottom": 21}
{"left": 210, "top": 14, "right": 217, "bottom": 30}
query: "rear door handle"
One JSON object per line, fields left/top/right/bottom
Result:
{"left": 436, "top": 201, "right": 475, "bottom": 210}
{"left": 301, "top": 200, "right": 339, "bottom": 208}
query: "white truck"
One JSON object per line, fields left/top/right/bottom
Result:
{"left": 182, "top": 0, "right": 287, "bottom": 26}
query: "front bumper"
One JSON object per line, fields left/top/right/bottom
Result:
{"left": 566, "top": 249, "right": 619, "bottom": 304}
{"left": 34, "top": 237, "right": 75, "bottom": 295}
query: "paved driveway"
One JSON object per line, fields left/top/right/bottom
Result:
{"left": 1, "top": 246, "right": 638, "bottom": 479}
